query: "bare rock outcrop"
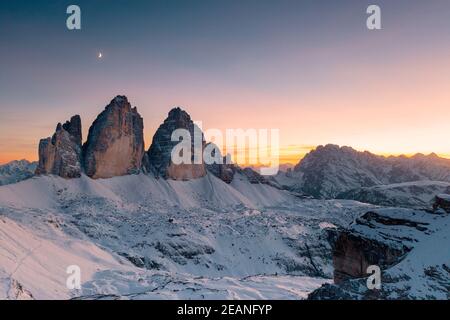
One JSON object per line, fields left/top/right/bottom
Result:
{"left": 332, "top": 229, "right": 406, "bottom": 284}
{"left": 35, "top": 115, "right": 82, "bottom": 178}
{"left": 62, "top": 115, "right": 82, "bottom": 147}
{"left": 433, "top": 194, "right": 450, "bottom": 213}
{"left": 83, "top": 96, "right": 145, "bottom": 179}
{"left": 146, "top": 107, "right": 206, "bottom": 180}
{"left": 309, "top": 207, "right": 450, "bottom": 299}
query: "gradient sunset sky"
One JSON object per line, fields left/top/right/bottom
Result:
{"left": 1, "top": 0, "right": 450, "bottom": 165}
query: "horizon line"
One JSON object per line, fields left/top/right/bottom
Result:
{"left": 2, "top": 145, "right": 449, "bottom": 166}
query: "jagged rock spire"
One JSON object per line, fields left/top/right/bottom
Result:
{"left": 146, "top": 107, "right": 206, "bottom": 180}
{"left": 83, "top": 95, "right": 145, "bottom": 179}
{"left": 35, "top": 115, "right": 82, "bottom": 178}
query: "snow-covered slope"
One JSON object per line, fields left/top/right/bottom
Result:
{"left": 0, "top": 216, "right": 125, "bottom": 299}
{"left": 0, "top": 173, "right": 372, "bottom": 299}
{"left": 0, "top": 160, "right": 37, "bottom": 186}
{"left": 338, "top": 181, "right": 450, "bottom": 209}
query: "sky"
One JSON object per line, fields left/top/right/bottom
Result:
{"left": 1, "top": 0, "right": 450, "bottom": 165}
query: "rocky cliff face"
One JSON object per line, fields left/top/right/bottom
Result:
{"left": 309, "top": 202, "right": 450, "bottom": 299}
{"left": 433, "top": 193, "right": 450, "bottom": 213}
{"left": 83, "top": 96, "right": 145, "bottom": 179}
{"left": 35, "top": 116, "right": 82, "bottom": 178}
{"left": 146, "top": 107, "right": 206, "bottom": 180}
{"left": 332, "top": 228, "right": 406, "bottom": 284}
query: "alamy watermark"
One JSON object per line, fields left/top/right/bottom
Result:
{"left": 366, "top": 265, "right": 381, "bottom": 290}
{"left": 66, "top": 5, "right": 81, "bottom": 30}
{"left": 66, "top": 265, "right": 81, "bottom": 290}
{"left": 66, "top": 4, "right": 382, "bottom": 31}
{"left": 367, "top": 5, "right": 382, "bottom": 30}
{"left": 171, "top": 122, "right": 280, "bottom": 175}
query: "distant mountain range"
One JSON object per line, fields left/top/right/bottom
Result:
{"left": 276, "top": 144, "right": 450, "bottom": 201}
{"left": 0, "top": 160, "right": 37, "bottom": 186}
{"left": 3, "top": 139, "right": 450, "bottom": 210}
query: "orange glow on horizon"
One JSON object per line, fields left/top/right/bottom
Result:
{"left": 2, "top": 145, "right": 449, "bottom": 167}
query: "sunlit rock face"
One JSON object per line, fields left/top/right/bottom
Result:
{"left": 146, "top": 107, "right": 206, "bottom": 180}
{"left": 83, "top": 96, "right": 145, "bottom": 179}
{"left": 35, "top": 115, "right": 82, "bottom": 178}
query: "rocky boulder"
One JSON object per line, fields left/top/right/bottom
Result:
{"left": 35, "top": 115, "right": 82, "bottom": 178}
{"left": 433, "top": 194, "right": 450, "bottom": 213}
{"left": 83, "top": 96, "right": 145, "bottom": 179}
{"left": 146, "top": 107, "right": 206, "bottom": 180}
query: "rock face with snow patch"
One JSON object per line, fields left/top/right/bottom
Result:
{"left": 331, "top": 209, "right": 431, "bottom": 284}
{"left": 146, "top": 107, "right": 206, "bottom": 180}
{"left": 310, "top": 206, "right": 450, "bottom": 299}
{"left": 35, "top": 115, "right": 82, "bottom": 178}
{"left": 83, "top": 96, "right": 145, "bottom": 179}
{"left": 332, "top": 227, "right": 406, "bottom": 284}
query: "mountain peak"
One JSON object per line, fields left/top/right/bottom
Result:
{"left": 111, "top": 95, "right": 129, "bottom": 104}
{"left": 105, "top": 95, "right": 138, "bottom": 114}
{"left": 146, "top": 106, "right": 205, "bottom": 180}
{"left": 167, "top": 107, "right": 192, "bottom": 122}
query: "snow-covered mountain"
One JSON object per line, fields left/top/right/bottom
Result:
{"left": 2, "top": 172, "right": 448, "bottom": 300}
{"left": 0, "top": 160, "right": 37, "bottom": 186}
{"left": 0, "top": 173, "right": 373, "bottom": 299}
{"left": 276, "top": 145, "right": 450, "bottom": 199}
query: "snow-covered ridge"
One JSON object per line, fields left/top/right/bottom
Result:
{"left": 337, "top": 180, "right": 450, "bottom": 209}
{"left": 0, "top": 160, "right": 37, "bottom": 186}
